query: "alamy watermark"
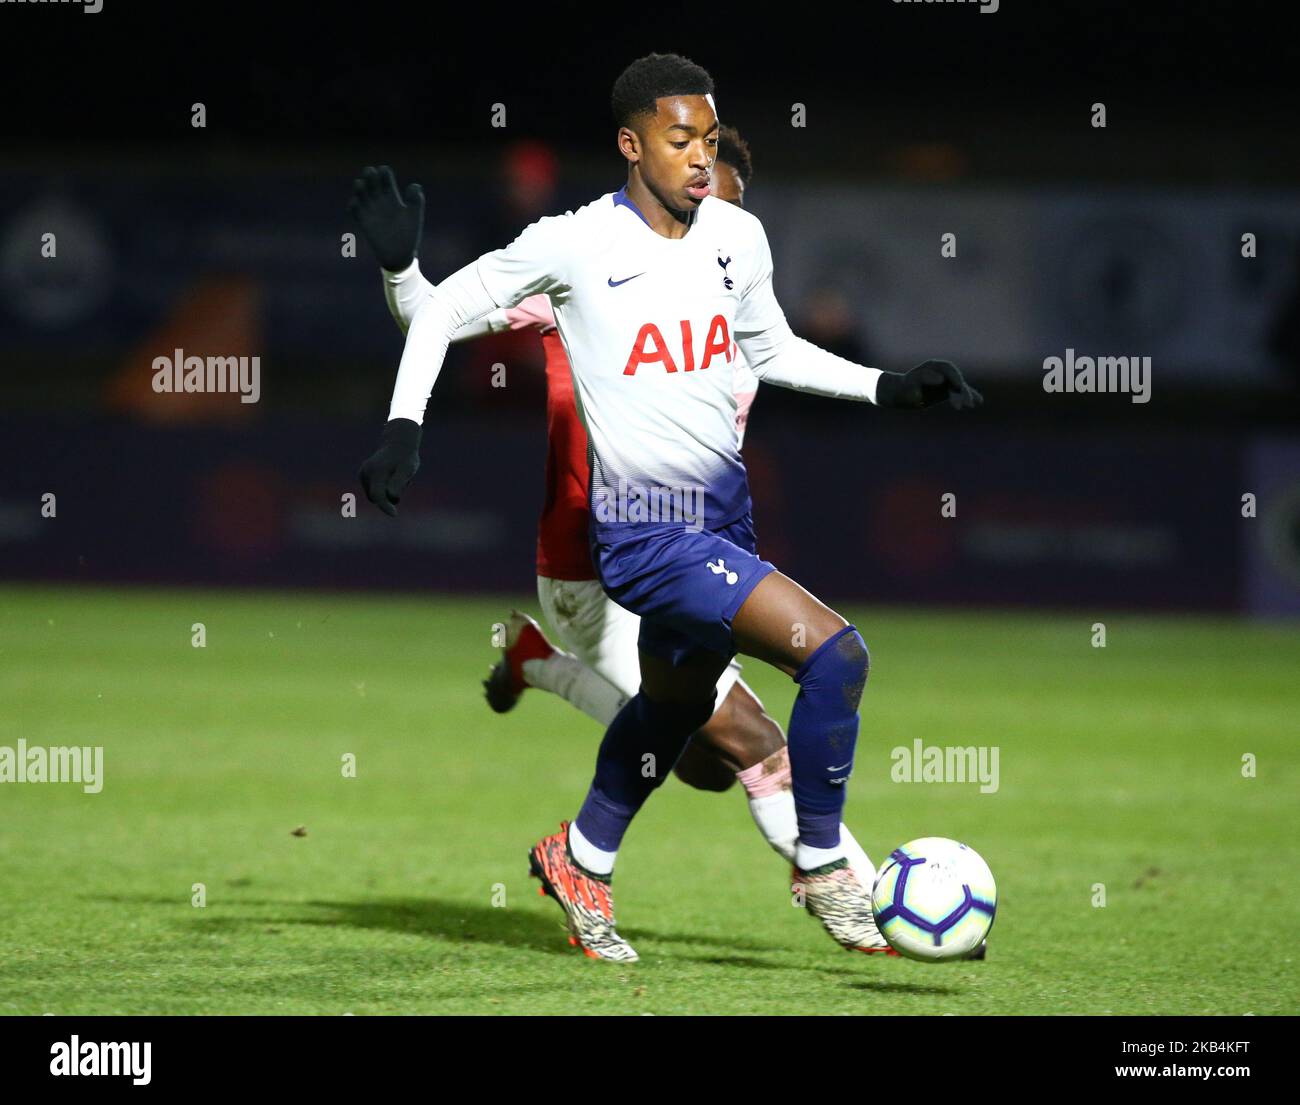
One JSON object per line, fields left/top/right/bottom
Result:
{"left": 4, "top": 0, "right": 102, "bottom": 10}
{"left": 0, "top": 740, "right": 103, "bottom": 793}
{"left": 890, "top": 739, "right": 999, "bottom": 794}
{"left": 894, "top": 0, "right": 999, "bottom": 12}
{"left": 50, "top": 1037, "right": 150, "bottom": 1085}
{"left": 152, "top": 348, "right": 261, "bottom": 404}
{"left": 1043, "top": 349, "right": 1151, "bottom": 404}
{"left": 592, "top": 478, "right": 705, "bottom": 531}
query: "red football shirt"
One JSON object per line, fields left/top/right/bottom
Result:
{"left": 535, "top": 328, "right": 598, "bottom": 580}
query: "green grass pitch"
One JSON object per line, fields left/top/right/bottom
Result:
{"left": 1, "top": 584, "right": 1296, "bottom": 1015}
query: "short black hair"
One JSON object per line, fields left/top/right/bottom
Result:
{"left": 716, "top": 124, "right": 753, "bottom": 187}
{"left": 611, "top": 53, "right": 715, "bottom": 130}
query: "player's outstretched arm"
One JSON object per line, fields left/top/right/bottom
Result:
{"left": 358, "top": 417, "right": 422, "bottom": 518}
{"left": 354, "top": 202, "right": 573, "bottom": 516}
{"left": 349, "top": 165, "right": 424, "bottom": 273}
{"left": 355, "top": 268, "right": 499, "bottom": 515}
{"left": 738, "top": 317, "right": 982, "bottom": 411}
{"left": 734, "top": 220, "right": 982, "bottom": 411}
{"left": 382, "top": 265, "right": 506, "bottom": 342}
{"left": 874, "top": 359, "right": 982, "bottom": 410}
{"left": 349, "top": 164, "right": 506, "bottom": 342}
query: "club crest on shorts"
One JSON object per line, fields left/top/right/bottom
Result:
{"left": 706, "top": 558, "right": 738, "bottom": 585}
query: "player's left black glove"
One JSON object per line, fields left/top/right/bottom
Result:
{"left": 347, "top": 164, "right": 425, "bottom": 272}
{"left": 875, "top": 359, "right": 983, "bottom": 411}
{"left": 358, "top": 418, "right": 422, "bottom": 517}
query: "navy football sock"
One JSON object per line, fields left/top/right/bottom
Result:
{"left": 787, "top": 625, "right": 870, "bottom": 851}
{"left": 574, "top": 690, "right": 715, "bottom": 855}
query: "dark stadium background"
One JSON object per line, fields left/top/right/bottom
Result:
{"left": 3, "top": 0, "right": 1298, "bottom": 617}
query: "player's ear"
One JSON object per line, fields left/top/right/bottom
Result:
{"left": 616, "top": 126, "right": 640, "bottom": 165}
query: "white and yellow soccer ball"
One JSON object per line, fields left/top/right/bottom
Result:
{"left": 871, "top": 837, "right": 996, "bottom": 961}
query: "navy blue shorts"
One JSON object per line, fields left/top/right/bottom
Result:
{"left": 591, "top": 512, "right": 778, "bottom": 667}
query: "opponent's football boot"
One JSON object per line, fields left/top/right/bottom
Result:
{"left": 483, "top": 610, "right": 554, "bottom": 713}
{"left": 795, "top": 860, "right": 899, "bottom": 956}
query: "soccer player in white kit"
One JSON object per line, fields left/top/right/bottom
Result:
{"left": 358, "top": 54, "right": 981, "bottom": 961}
{"left": 351, "top": 128, "right": 888, "bottom": 956}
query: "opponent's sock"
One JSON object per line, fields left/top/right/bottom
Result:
{"left": 737, "top": 747, "right": 798, "bottom": 864}
{"left": 786, "top": 625, "right": 870, "bottom": 872}
{"left": 573, "top": 690, "right": 715, "bottom": 864}
{"left": 796, "top": 844, "right": 848, "bottom": 871}
{"left": 838, "top": 823, "right": 877, "bottom": 890}
{"left": 736, "top": 747, "right": 877, "bottom": 883}
{"left": 522, "top": 653, "right": 628, "bottom": 727}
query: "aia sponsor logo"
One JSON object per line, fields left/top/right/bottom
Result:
{"left": 623, "top": 315, "right": 732, "bottom": 375}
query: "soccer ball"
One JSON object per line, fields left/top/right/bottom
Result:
{"left": 871, "top": 837, "right": 997, "bottom": 961}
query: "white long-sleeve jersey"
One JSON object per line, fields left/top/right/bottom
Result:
{"left": 383, "top": 265, "right": 762, "bottom": 447}
{"left": 385, "top": 187, "right": 883, "bottom": 535}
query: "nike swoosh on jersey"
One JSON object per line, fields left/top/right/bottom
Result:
{"left": 607, "top": 273, "right": 646, "bottom": 287}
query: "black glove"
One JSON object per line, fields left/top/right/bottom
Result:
{"left": 358, "top": 418, "right": 422, "bottom": 517}
{"left": 875, "top": 359, "right": 983, "bottom": 411}
{"left": 347, "top": 165, "right": 425, "bottom": 272}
